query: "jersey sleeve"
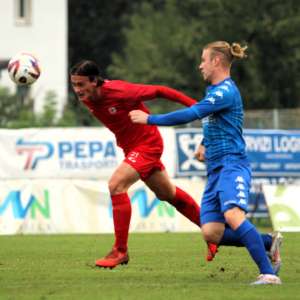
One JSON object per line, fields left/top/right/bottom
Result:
{"left": 147, "top": 107, "right": 199, "bottom": 126}
{"left": 147, "top": 86, "right": 234, "bottom": 126}
{"left": 121, "top": 82, "right": 197, "bottom": 107}
{"left": 190, "top": 87, "right": 233, "bottom": 119}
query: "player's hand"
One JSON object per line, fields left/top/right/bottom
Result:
{"left": 194, "top": 144, "right": 206, "bottom": 162}
{"left": 129, "top": 110, "right": 149, "bottom": 124}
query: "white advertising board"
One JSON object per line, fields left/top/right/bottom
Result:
{"left": 0, "top": 178, "right": 204, "bottom": 235}
{"left": 0, "top": 127, "right": 175, "bottom": 179}
{"left": 264, "top": 184, "right": 300, "bottom": 231}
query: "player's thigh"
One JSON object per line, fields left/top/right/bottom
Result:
{"left": 218, "top": 164, "right": 251, "bottom": 214}
{"left": 144, "top": 169, "right": 176, "bottom": 201}
{"left": 108, "top": 161, "right": 140, "bottom": 195}
{"left": 201, "top": 169, "right": 225, "bottom": 225}
{"left": 124, "top": 148, "right": 163, "bottom": 181}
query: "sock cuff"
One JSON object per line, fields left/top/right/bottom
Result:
{"left": 170, "top": 186, "right": 182, "bottom": 203}
{"left": 111, "top": 193, "right": 130, "bottom": 205}
{"left": 175, "top": 186, "right": 182, "bottom": 195}
{"left": 174, "top": 186, "right": 188, "bottom": 199}
{"left": 235, "top": 219, "right": 255, "bottom": 239}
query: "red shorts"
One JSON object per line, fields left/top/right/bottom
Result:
{"left": 124, "top": 145, "right": 165, "bottom": 181}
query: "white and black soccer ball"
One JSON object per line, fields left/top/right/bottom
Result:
{"left": 7, "top": 53, "right": 41, "bottom": 86}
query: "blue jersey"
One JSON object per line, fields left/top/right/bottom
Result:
{"left": 148, "top": 77, "right": 248, "bottom": 172}
{"left": 191, "top": 78, "right": 247, "bottom": 171}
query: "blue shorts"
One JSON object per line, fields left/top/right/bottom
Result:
{"left": 200, "top": 163, "right": 251, "bottom": 225}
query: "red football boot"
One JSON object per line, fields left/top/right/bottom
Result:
{"left": 95, "top": 247, "right": 129, "bottom": 269}
{"left": 206, "top": 242, "right": 218, "bottom": 261}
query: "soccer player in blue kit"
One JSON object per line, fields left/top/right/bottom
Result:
{"left": 129, "top": 41, "right": 282, "bottom": 285}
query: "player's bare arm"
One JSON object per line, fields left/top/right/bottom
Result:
{"left": 129, "top": 110, "right": 149, "bottom": 124}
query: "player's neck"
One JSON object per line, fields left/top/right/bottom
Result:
{"left": 211, "top": 69, "right": 230, "bottom": 85}
{"left": 96, "top": 86, "right": 102, "bottom": 99}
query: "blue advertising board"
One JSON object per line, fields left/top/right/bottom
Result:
{"left": 175, "top": 128, "right": 300, "bottom": 178}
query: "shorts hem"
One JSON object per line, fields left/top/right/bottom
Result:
{"left": 200, "top": 213, "right": 225, "bottom": 225}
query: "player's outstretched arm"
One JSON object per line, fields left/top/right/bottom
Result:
{"left": 129, "top": 107, "right": 199, "bottom": 126}
{"left": 155, "top": 86, "right": 197, "bottom": 107}
{"left": 125, "top": 82, "right": 197, "bottom": 107}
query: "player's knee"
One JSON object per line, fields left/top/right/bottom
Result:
{"left": 108, "top": 179, "right": 117, "bottom": 194}
{"left": 154, "top": 191, "right": 173, "bottom": 202}
{"left": 224, "top": 207, "right": 246, "bottom": 230}
{"left": 202, "top": 230, "right": 218, "bottom": 244}
{"left": 201, "top": 223, "right": 224, "bottom": 244}
{"left": 108, "top": 178, "right": 126, "bottom": 195}
{"left": 201, "top": 228, "right": 211, "bottom": 242}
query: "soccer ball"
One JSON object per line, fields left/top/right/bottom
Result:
{"left": 7, "top": 53, "right": 41, "bottom": 85}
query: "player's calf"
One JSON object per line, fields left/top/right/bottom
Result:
{"left": 268, "top": 231, "right": 283, "bottom": 275}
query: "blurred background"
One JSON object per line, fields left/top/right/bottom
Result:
{"left": 0, "top": 0, "right": 299, "bottom": 128}
{"left": 0, "top": 0, "right": 300, "bottom": 235}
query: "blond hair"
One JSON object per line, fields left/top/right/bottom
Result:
{"left": 204, "top": 41, "right": 247, "bottom": 66}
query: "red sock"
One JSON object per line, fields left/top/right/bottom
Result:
{"left": 111, "top": 193, "right": 132, "bottom": 252}
{"left": 169, "top": 187, "right": 201, "bottom": 227}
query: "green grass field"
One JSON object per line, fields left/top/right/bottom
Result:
{"left": 0, "top": 232, "right": 299, "bottom": 300}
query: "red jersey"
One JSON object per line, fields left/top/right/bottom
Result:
{"left": 82, "top": 80, "right": 196, "bottom": 152}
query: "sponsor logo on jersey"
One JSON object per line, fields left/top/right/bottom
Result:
{"left": 108, "top": 107, "right": 117, "bottom": 114}
{"left": 214, "top": 90, "right": 223, "bottom": 98}
{"left": 206, "top": 97, "right": 216, "bottom": 104}
{"left": 220, "top": 85, "right": 229, "bottom": 92}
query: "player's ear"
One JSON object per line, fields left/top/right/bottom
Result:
{"left": 214, "top": 56, "right": 222, "bottom": 69}
{"left": 213, "top": 54, "right": 220, "bottom": 66}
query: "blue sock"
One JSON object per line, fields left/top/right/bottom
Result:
{"left": 220, "top": 228, "right": 272, "bottom": 251}
{"left": 235, "top": 220, "right": 274, "bottom": 275}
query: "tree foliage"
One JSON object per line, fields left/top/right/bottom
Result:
{"left": 2, "top": 0, "right": 299, "bottom": 128}
{"left": 68, "top": 0, "right": 138, "bottom": 75}
{"left": 0, "top": 87, "right": 79, "bottom": 128}
{"left": 108, "top": 0, "right": 300, "bottom": 110}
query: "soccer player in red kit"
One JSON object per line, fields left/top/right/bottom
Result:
{"left": 70, "top": 60, "right": 217, "bottom": 268}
